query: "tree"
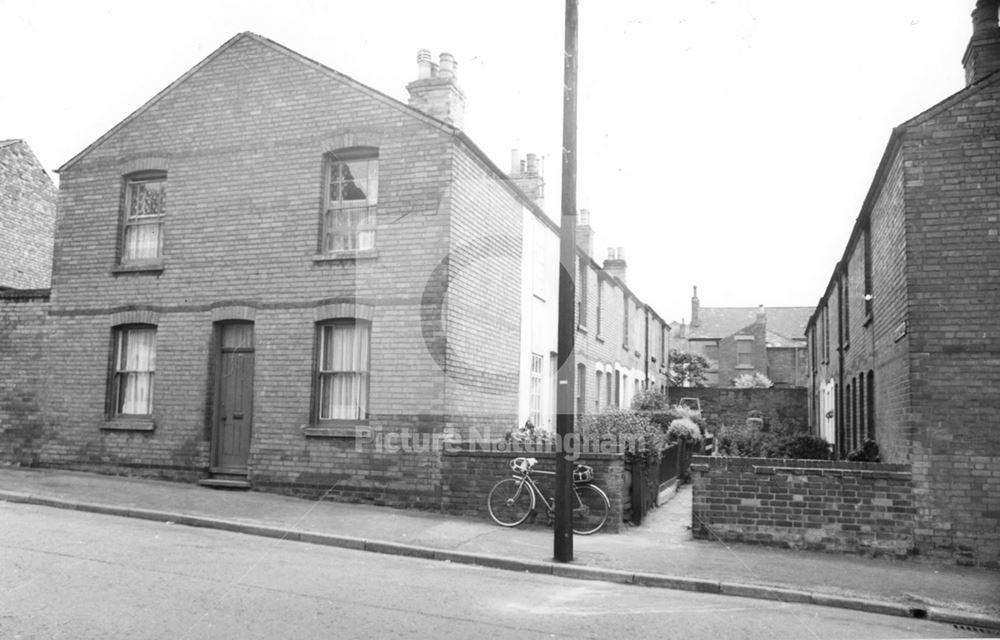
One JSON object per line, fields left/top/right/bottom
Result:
{"left": 667, "top": 349, "right": 711, "bottom": 387}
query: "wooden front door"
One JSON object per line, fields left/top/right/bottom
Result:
{"left": 213, "top": 322, "right": 254, "bottom": 472}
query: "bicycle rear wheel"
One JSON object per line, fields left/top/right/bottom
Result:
{"left": 571, "top": 484, "right": 610, "bottom": 535}
{"left": 487, "top": 478, "right": 535, "bottom": 527}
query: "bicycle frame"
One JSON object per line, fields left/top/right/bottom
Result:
{"left": 510, "top": 468, "right": 573, "bottom": 515}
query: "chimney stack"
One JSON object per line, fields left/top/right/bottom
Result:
{"left": 603, "top": 247, "right": 627, "bottom": 283}
{"left": 508, "top": 149, "right": 545, "bottom": 209}
{"left": 963, "top": 0, "right": 1000, "bottom": 85}
{"left": 407, "top": 50, "right": 466, "bottom": 128}
{"left": 575, "top": 209, "right": 594, "bottom": 255}
{"left": 691, "top": 285, "right": 700, "bottom": 327}
{"left": 756, "top": 304, "right": 766, "bottom": 322}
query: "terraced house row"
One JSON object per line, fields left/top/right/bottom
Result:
{"left": 0, "top": 33, "right": 669, "bottom": 507}
{"left": 805, "top": 0, "right": 1000, "bottom": 566}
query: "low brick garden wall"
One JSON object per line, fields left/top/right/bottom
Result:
{"left": 691, "top": 455, "right": 915, "bottom": 557}
{"left": 441, "top": 448, "right": 626, "bottom": 532}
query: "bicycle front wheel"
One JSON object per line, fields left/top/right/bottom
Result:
{"left": 572, "top": 484, "right": 610, "bottom": 535}
{"left": 487, "top": 478, "right": 535, "bottom": 527}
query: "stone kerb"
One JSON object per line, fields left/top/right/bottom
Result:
{"left": 691, "top": 455, "right": 915, "bottom": 557}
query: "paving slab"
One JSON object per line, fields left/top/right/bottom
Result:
{"left": 0, "top": 466, "right": 997, "bottom": 630}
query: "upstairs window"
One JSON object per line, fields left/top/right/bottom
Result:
{"left": 110, "top": 325, "right": 157, "bottom": 416}
{"left": 316, "top": 320, "right": 371, "bottom": 421}
{"left": 122, "top": 173, "right": 165, "bottom": 263}
{"left": 736, "top": 338, "right": 753, "bottom": 368}
{"left": 623, "top": 293, "right": 630, "bottom": 349}
{"left": 322, "top": 149, "right": 378, "bottom": 253}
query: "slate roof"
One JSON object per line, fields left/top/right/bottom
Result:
{"left": 686, "top": 306, "right": 812, "bottom": 342}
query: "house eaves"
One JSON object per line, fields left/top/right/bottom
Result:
{"left": 807, "top": 69, "right": 1000, "bottom": 331}
{"left": 56, "top": 31, "right": 558, "bottom": 240}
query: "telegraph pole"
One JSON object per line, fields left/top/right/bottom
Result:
{"left": 554, "top": 0, "right": 579, "bottom": 563}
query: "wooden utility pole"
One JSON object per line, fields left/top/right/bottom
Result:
{"left": 554, "top": 0, "right": 579, "bottom": 564}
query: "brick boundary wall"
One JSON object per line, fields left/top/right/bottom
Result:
{"left": 667, "top": 387, "right": 808, "bottom": 432}
{"left": 0, "top": 291, "right": 51, "bottom": 465}
{"left": 691, "top": 455, "right": 915, "bottom": 557}
{"left": 441, "top": 449, "right": 626, "bottom": 533}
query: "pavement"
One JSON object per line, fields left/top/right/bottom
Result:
{"left": 1, "top": 466, "right": 997, "bottom": 632}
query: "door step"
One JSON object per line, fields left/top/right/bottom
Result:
{"left": 199, "top": 474, "right": 251, "bottom": 490}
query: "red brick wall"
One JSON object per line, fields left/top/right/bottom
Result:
{"left": 0, "top": 292, "right": 50, "bottom": 464}
{"left": 667, "top": 387, "right": 807, "bottom": 433}
{"left": 691, "top": 456, "right": 915, "bottom": 557}
{"left": 0, "top": 141, "right": 56, "bottom": 289}
{"left": 804, "top": 76, "right": 1000, "bottom": 567}
{"left": 902, "top": 79, "right": 1000, "bottom": 568}
{"left": 441, "top": 449, "right": 625, "bottom": 532}
{"left": 39, "top": 34, "right": 526, "bottom": 504}
{"left": 716, "top": 320, "right": 767, "bottom": 386}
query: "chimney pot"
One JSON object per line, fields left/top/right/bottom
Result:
{"left": 417, "top": 49, "right": 433, "bottom": 79}
{"left": 510, "top": 149, "right": 520, "bottom": 175}
{"left": 691, "top": 286, "right": 701, "bottom": 327}
{"left": 616, "top": 247, "right": 625, "bottom": 261}
{"left": 607, "top": 248, "right": 616, "bottom": 260}
{"left": 406, "top": 50, "right": 465, "bottom": 128}
{"left": 964, "top": 0, "right": 1000, "bottom": 85}
{"left": 439, "top": 52, "right": 456, "bottom": 79}
{"left": 526, "top": 153, "right": 539, "bottom": 175}
{"left": 579, "top": 209, "right": 590, "bottom": 226}
{"left": 973, "top": 0, "right": 999, "bottom": 34}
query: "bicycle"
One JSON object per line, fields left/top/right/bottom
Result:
{"left": 487, "top": 457, "right": 610, "bottom": 535}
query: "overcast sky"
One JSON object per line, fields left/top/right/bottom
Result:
{"left": 0, "top": 1, "right": 974, "bottom": 325}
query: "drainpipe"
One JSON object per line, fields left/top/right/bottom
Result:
{"left": 836, "top": 272, "right": 846, "bottom": 459}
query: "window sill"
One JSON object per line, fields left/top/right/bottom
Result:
{"left": 112, "top": 261, "right": 164, "bottom": 275}
{"left": 863, "top": 314, "right": 873, "bottom": 328}
{"left": 576, "top": 325, "right": 588, "bottom": 335}
{"left": 302, "top": 423, "right": 372, "bottom": 439}
{"left": 313, "top": 250, "right": 379, "bottom": 264}
{"left": 102, "top": 418, "right": 155, "bottom": 432}
{"left": 595, "top": 335, "right": 605, "bottom": 344}
{"left": 735, "top": 365, "right": 754, "bottom": 370}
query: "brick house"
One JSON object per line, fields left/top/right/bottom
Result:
{"left": 6, "top": 32, "right": 669, "bottom": 506}
{"left": 0, "top": 139, "right": 56, "bottom": 290}
{"left": 805, "top": 0, "right": 1000, "bottom": 566}
{"left": 670, "top": 287, "right": 811, "bottom": 388}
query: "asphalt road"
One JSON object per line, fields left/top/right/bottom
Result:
{"left": 0, "top": 502, "right": 979, "bottom": 639}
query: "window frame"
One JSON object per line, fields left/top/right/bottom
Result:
{"left": 528, "top": 353, "right": 543, "bottom": 428}
{"left": 735, "top": 337, "right": 754, "bottom": 369}
{"left": 107, "top": 324, "right": 157, "bottom": 421}
{"left": 320, "top": 148, "right": 379, "bottom": 257}
{"left": 622, "top": 292, "right": 630, "bottom": 349}
{"left": 119, "top": 171, "right": 166, "bottom": 267}
{"left": 314, "top": 319, "right": 372, "bottom": 424}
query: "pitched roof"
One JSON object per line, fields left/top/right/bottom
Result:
{"left": 807, "top": 68, "right": 1000, "bottom": 329}
{"left": 687, "top": 306, "right": 812, "bottom": 342}
{"left": 58, "top": 32, "right": 458, "bottom": 173}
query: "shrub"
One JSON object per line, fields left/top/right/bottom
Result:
{"left": 504, "top": 420, "right": 555, "bottom": 446}
{"left": 666, "top": 418, "right": 702, "bottom": 444}
{"left": 647, "top": 404, "right": 706, "bottom": 434}
{"left": 732, "top": 372, "right": 773, "bottom": 388}
{"left": 846, "top": 438, "right": 881, "bottom": 462}
{"left": 715, "top": 422, "right": 775, "bottom": 457}
{"left": 770, "top": 434, "right": 831, "bottom": 460}
{"left": 631, "top": 389, "right": 668, "bottom": 411}
{"left": 578, "top": 410, "right": 669, "bottom": 465}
